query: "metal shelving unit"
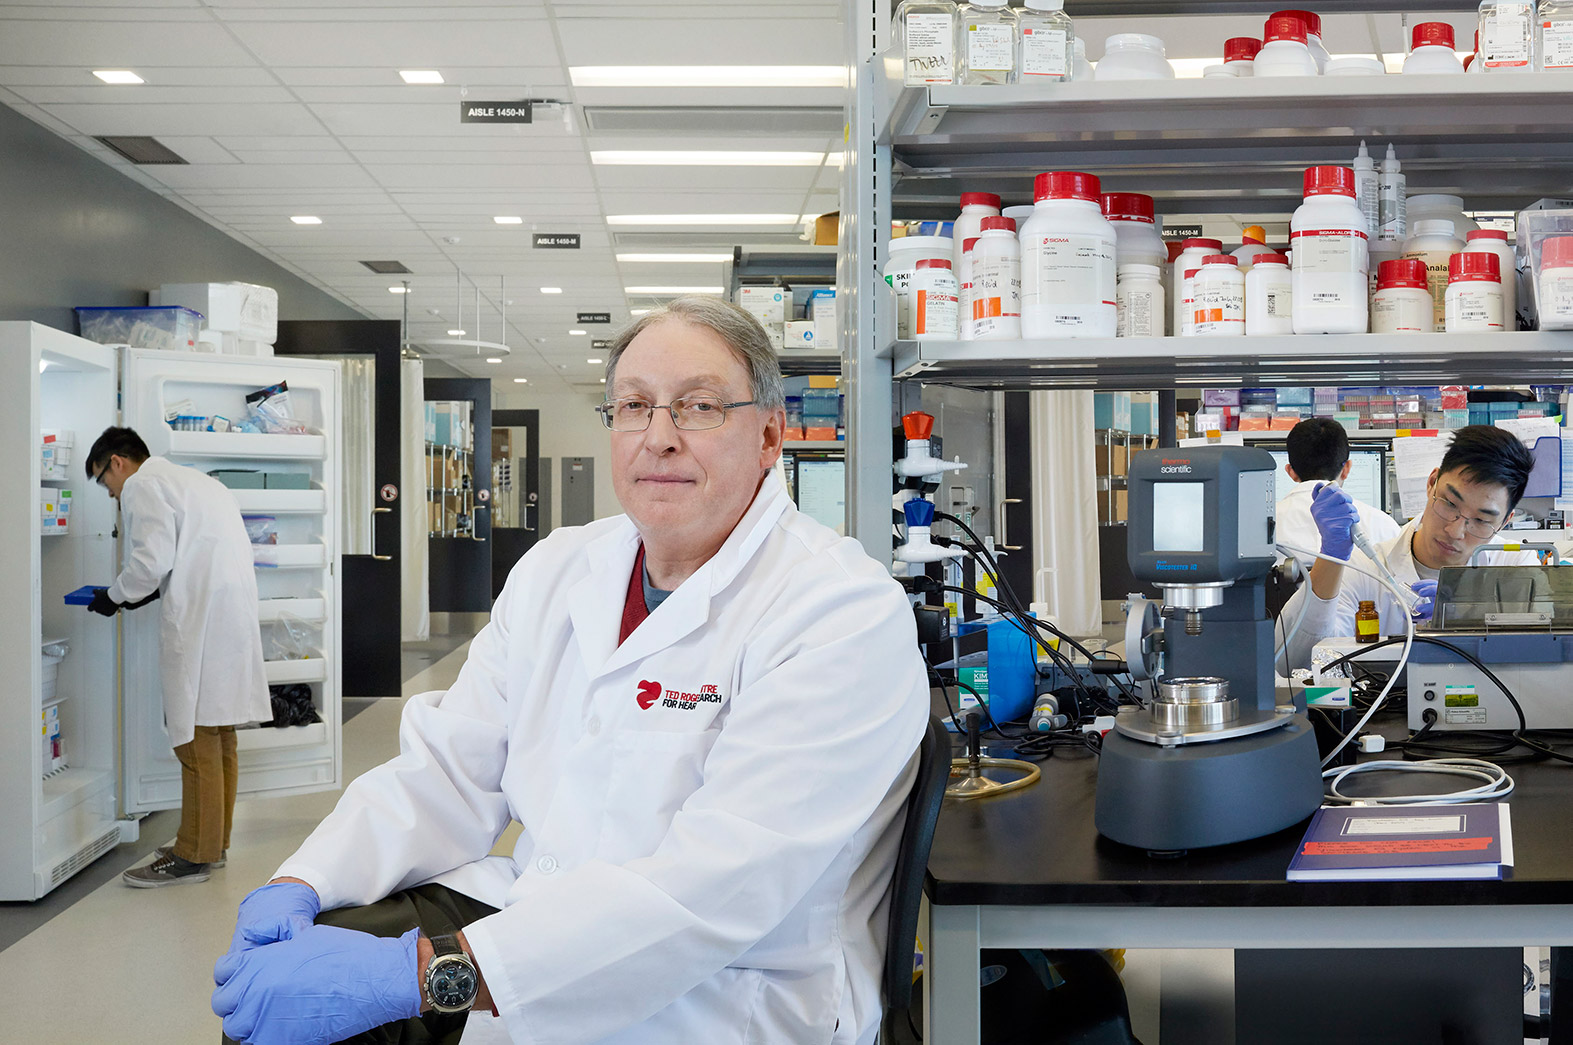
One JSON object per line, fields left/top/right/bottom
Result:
{"left": 727, "top": 247, "right": 842, "bottom": 377}
{"left": 425, "top": 442, "right": 474, "bottom": 539}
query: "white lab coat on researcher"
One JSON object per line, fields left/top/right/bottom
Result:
{"left": 1275, "top": 478, "right": 1402, "bottom": 574}
{"left": 275, "top": 472, "right": 930, "bottom": 1045}
{"left": 1277, "top": 516, "right": 1538, "bottom": 671}
{"left": 107, "top": 456, "right": 270, "bottom": 749}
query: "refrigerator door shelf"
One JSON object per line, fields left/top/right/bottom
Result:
{"left": 165, "top": 431, "right": 326, "bottom": 460}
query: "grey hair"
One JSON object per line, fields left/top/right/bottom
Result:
{"left": 604, "top": 296, "right": 785, "bottom": 412}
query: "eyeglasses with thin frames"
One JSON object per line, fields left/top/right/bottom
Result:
{"left": 1428, "top": 489, "right": 1501, "bottom": 540}
{"left": 92, "top": 462, "right": 110, "bottom": 488}
{"left": 597, "top": 393, "right": 756, "bottom": 432}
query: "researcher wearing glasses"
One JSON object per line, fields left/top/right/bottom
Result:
{"left": 213, "top": 297, "right": 928, "bottom": 1045}
{"left": 1277, "top": 425, "right": 1538, "bottom": 670}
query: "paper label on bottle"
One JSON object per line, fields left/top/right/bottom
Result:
{"left": 1372, "top": 291, "right": 1432, "bottom": 333}
{"left": 1545, "top": 271, "right": 1573, "bottom": 319}
{"left": 891, "top": 270, "right": 914, "bottom": 339}
{"left": 1116, "top": 285, "right": 1161, "bottom": 338}
{"left": 1021, "top": 27, "right": 1069, "bottom": 77}
{"left": 1378, "top": 178, "right": 1407, "bottom": 240}
{"left": 966, "top": 23, "right": 1015, "bottom": 72}
{"left": 1544, "top": 21, "right": 1573, "bottom": 68}
{"left": 1192, "top": 278, "right": 1245, "bottom": 333}
{"left": 1023, "top": 233, "right": 1117, "bottom": 327}
{"left": 915, "top": 287, "right": 958, "bottom": 337}
{"left": 1403, "top": 249, "right": 1453, "bottom": 325}
{"left": 1482, "top": 7, "right": 1533, "bottom": 66}
{"left": 1291, "top": 228, "right": 1368, "bottom": 274}
{"left": 1446, "top": 285, "right": 1504, "bottom": 330}
{"left": 969, "top": 252, "right": 1022, "bottom": 331}
{"left": 1258, "top": 276, "right": 1292, "bottom": 318}
{"left": 903, "top": 13, "right": 955, "bottom": 85}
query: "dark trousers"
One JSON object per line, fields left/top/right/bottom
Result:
{"left": 222, "top": 883, "right": 500, "bottom": 1045}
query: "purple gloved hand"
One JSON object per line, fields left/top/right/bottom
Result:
{"left": 1410, "top": 578, "right": 1439, "bottom": 622}
{"left": 1310, "top": 482, "right": 1361, "bottom": 561}
{"left": 221, "top": 882, "right": 321, "bottom": 965}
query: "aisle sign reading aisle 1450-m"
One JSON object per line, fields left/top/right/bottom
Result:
{"left": 459, "top": 101, "right": 532, "bottom": 123}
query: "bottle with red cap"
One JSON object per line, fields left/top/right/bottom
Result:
{"left": 1463, "top": 229, "right": 1517, "bottom": 326}
{"left": 1245, "top": 253, "right": 1294, "bottom": 335}
{"left": 1445, "top": 252, "right": 1504, "bottom": 332}
{"left": 1020, "top": 171, "right": 1118, "bottom": 339}
{"left": 1539, "top": 236, "right": 1573, "bottom": 330}
{"left": 1271, "top": 9, "right": 1329, "bottom": 69}
{"left": 1223, "top": 36, "right": 1262, "bottom": 76}
{"left": 952, "top": 191, "right": 1001, "bottom": 272}
{"left": 1255, "top": 14, "right": 1319, "bottom": 76}
{"left": 1404, "top": 22, "right": 1466, "bottom": 73}
{"left": 970, "top": 216, "right": 1022, "bottom": 340}
{"left": 1372, "top": 258, "right": 1435, "bottom": 334}
{"left": 957, "top": 236, "right": 980, "bottom": 341}
{"left": 1101, "top": 192, "right": 1167, "bottom": 273}
{"left": 1291, "top": 165, "right": 1369, "bottom": 334}
{"left": 1172, "top": 237, "right": 1223, "bottom": 336}
{"left": 911, "top": 258, "right": 960, "bottom": 339}
{"left": 1192, "top": 256, "right": 1246, "bottom": 336}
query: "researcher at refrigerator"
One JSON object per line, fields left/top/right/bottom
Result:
{"left": 211, "top": 298, "right": 929, "bottom": 1045}
{"left": 83, "top": 427, "right": 270, "bottom": 888}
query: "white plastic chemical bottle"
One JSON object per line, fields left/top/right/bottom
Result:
{"left": 1445, "top": 252, "right": 1504, "bottom": 332}
{"left": 1404, "top": 22, "right": 1467, "bottom": 73}
{"left": 960, "top": 0, "right": 1018, "bottom": 85}
{"left": 1378, "top": 144, "right": 1407, "bottom": 243}
{"left": 1116, "top": 263, "right": 1164, "bottom": 338}
{"left": 970, "top": 216, "right": 1022, "bottom": 340}
{"left": 1402, "top": 218, "right": 1465, "bottom": 328}
{"left": 1192, "top": 256, "right": 1246, "bottom": 336}
{"left": 1002, "top": 204, "right": 1036, "bottom": 236}
{"left": 1245, "top": 253, "right": 1294, "bottom": 335}
{"left": 1020, "top": 170, "right": 1118, "bottom": 339}
{"left": 953, "top": 191, "right": 1002, "bottom": 272}
{"left": 1543, "top": 0, "right": 1573, "bottom": 70}
{"left": 1224, "top": 36, "right": 1261, "bottom": 75}
{"left": 1463, "top": 229, "right": 1518, "bottom": 329}
{"left": 898, "top": 0, "right": 960, "bottom": 87}
{"left": 1353, "top": 142, "right": 1379, "bottom": 239}
{"left": 1291, "top": 165, "right": 1369, "bottom": 334}
{"left": 1272, "top": 9, "right": 1330, "bottom": 70}
{"left": 1173, "top": 237, "right": 1224, "bottom": 336}
{"left": 1479, "top": 0, "right": 1536, "bottom": 71}
{"left": 912, "top": 258, "right": 960, "bottom": 339}
{"left": 1101, "top": 193, "right": 1167, "bottom": 271}
{"left": 884, "top": 235, "right": 953, "bottom": 340}
{"left": 1539, "top": 236, "right": 1573, "bottom": 329}
{"left": 1095, "top": 33, "right": 1175, "bottom": 79}
{"left": 957, "top": 236, "right": 978, "bottom": 341}
{"left": 1372, "top": 258, "right": 1435, "bottom": 333}
{"left": 1231, "top": 226, "right": 1271, "bottom": 271}
{"left": 1071, "top": 37, "right": 1096, "bottom": 80}
{"left": 1019, "top": 0, "right": 1073, "bottom": 82}
{"left": 1255, "top": 14, "right": 1319, "bottom": 76}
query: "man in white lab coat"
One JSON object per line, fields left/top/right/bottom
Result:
{"left": 1278, "top": 425, "right": 1538, "bottom": 670}
{"left": 1275, "top": 417, "right": 1401, "bottom": 574}
{"left": 83, "top": 427, "right": 270, "bottom": 887}
{"left": 212, "top": 298, "right": 931, "bottom": 1045}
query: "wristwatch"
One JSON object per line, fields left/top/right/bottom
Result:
{"left": 423, "top": 934, "right": 479, "bottom": 1015}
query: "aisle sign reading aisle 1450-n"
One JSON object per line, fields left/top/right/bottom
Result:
{"left": 459, "top": 101, "right": 532, "bottom": 124}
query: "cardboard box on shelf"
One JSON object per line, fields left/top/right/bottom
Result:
{"left": 737, "top": 286, "right": 787, "bottom": 328}
{"left": 784, "top": 321, "right": 817, "bottom": 349}
{"left": 1095, "top": 444, "right": 1129, "bottom": 476}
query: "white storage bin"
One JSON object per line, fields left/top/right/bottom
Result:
{"left": 157, "top": 282, "right": 279, "bottom": 344}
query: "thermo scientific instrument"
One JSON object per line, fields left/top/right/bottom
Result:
{"left": 1095, "top": 445, "right": 1322, "bottom": 852}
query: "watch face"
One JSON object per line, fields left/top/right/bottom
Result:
{"left": 430, "top": 956, "right": 477, "bottom": 1010}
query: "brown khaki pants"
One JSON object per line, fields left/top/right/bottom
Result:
{"left": 173, "top": 724, "right": 237, "bottom": 864}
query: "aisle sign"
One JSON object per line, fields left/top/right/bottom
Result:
{"left": 592, "top": 339, "right": 612, "bottom": 350}
{"left": 533, "top": 233, "right": 580, "bottom": 249}
{"left": 577, "top": 312, "right": 611, "bottom": 324}
{"left": 460, "top": 101, "right": 532, "bottom": 124}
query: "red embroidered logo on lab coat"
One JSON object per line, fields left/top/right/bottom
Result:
{"left": 636, "top": 680, "right": 662, "bottom": 710}
{"left": 637, "top": 680, "right": 724, "bottom": 711}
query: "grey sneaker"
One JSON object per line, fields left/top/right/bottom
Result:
{"left": 123, "top": 852, "right": 211, "bottom": 888}
{"left": 154, "top": 844, "right": 225, "bottom": 869}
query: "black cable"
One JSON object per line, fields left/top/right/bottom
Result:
{"left": 938, "top": 584, "right": 1112, "bottom": 712}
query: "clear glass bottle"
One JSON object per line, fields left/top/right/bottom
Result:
{"left": 1478, "top": 0, "right": 1536, "bottom": 71}
{"left": 1019, "top": 0, "right": 1073, "bottom": 82}
{"left": 959, "top": 0, "right": 1018, "bottom": 85}
{"left": 1543, "top": 0, "right": 1573, "bottom": 69}
{"left": 897, "top": 0, "right": 960, "bottom": 88}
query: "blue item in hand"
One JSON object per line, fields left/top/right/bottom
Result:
{"left": 1410, "top": 579, "right": 1439, "bottom": 622}
{"left": 223, "top": 881, "right": 322, "bottom": 962}
{"left": 1310, "top": 483, "right": 1360, "bottom": 561}
{"left": 64, "top": 585, "right": 104, "bottom": 606}
{"left": 212, "top": 924, "right": 421, "bottom": 1045}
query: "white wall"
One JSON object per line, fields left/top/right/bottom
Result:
{"left": 493, "top": 387, "right": 619, "bottom": 532}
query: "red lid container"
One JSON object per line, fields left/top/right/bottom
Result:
{"left": 1413, "top": 22, "right": 1455, "bottom": 50}
{"left": 1101, "top": 192, "right": 1155, "bottom": 223}
{"left": 1225, "top": 37, "right": 1263, "bottom": 62}
{"left": 1034, "top": 171, "right": 1102, "bottom": 203}
{"left": 1202, "top": 255, "right": 1238, "bottom": 266}
{"left": 962, "top": 237, "right": 980, "bottom": 254}
{"left": 1377, "top": 258, "right": 1428, "bottom": 289}
{"left": 979, "top": 215, "right": 1017, "bottom": 233}
{"left": 959, "top": 192, "right": 1002, "bottom": 210}
{"left": 1466, "top": 229, "right": 1509, "bottom": 242}
{"left": 1181, "top": 237, "right": 1224, "bottom": 251}
{"left": 1271, "top": 9, "right": 1321, "bottom": 35}
{"left": 1303, "top": 165, "right": 1356, "bottom": 198}
{"left": 1253, "top": 253, "right": 1290, "bottom": 266}
{"left": 1544, "top": 236, "right": 1573, "bottom": 268}
{"left": 902, "top": 411, "right": 935, "bottom": 440}
{"left": 1448, "top": 251, "right": 1499, "bottom": 282}
{"left": 915, "top": 258, "right": 952, "bottom": 270}
{"left": 1263, "top": 14, "right": 1308, "bottom": 44}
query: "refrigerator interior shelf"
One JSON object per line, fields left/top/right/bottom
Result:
{"left": 252, "top": 544, "right": 328, "bottom": 569}
{"left": 232, "top": 489, "right": 325, "bottom": 514}
{"left": 258, "top": 597, "right": 326, "bottom": 623}
{"left": 238, "top": 721, "right": 329, "bottom": 752}
{"left": 264, "top": 657, "right": 327, "bottom": 685}
{"left": 166, "top": 431, "right": 326, "bottom": 460}
{"left": 40, "top": 767, "right": 109, "bottom": 822}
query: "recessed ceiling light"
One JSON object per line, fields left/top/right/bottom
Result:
{"left": 93, "top": 70, "right": 145, "bottom": 85}
{"left": 625, "top": 286, "right": 724, "bottom": 295}
{"left": 290, "top": 215, "right": 322, "bottom": 225}
{"left": 592, "top": 150, "right": 825, "bottom": 167}
{"left": 607, "top": 214, "right": 799, "bottom": 226}
{"left": 493, "top": 216, "right": 523, "bottom": 225}
{"left": 569, "top": 66, "right": 844, "bottom": 88}
{"left": 485, "top": 357, "right": 502, "bottom": 364}
{"left": 540, "top": 287, "right": 563, "bottom": 294}
{"left": 630, "top": 309, "right": 652, "bottom": 316}
{"left": 587, "top": 357, "right": 603, "bottom": 364}
{"left": 616, "top": 253, "right": 732, "bottom": 264}
{"left": 599, "top": 378, "right": 606, "bottom": 383}
{"left": 399, "top": 70, "right": 444, "bottom": 84}
{"left": 388, "top": 286, "right": 410, "bottom": 294}
{"left": 447, "top": 328, "right": 466, "bottom": 336}
{"left": 513, "top": 378, "right": 528, "bottom": 384}
{"left": 569, "top": 329, "right": 588, "bottom": 336}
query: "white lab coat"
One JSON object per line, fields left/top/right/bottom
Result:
{"left": 275, "top": 473, "right": 930, "bottom": 1045}
{"left": 1275, "top": 479, "right": 1402, "bottom": 573}
{"left": 108, "top": 457, "right": 269, "bottom": 748}
{"left": 1278, "top": 517, "right": 1538, "bottom": 670}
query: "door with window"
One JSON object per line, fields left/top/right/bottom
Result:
{"left": 489, "top": 408, "right": 540, "bottom": 597}
{"left": 424, "top": 378, "right": 492, "bottom": 611}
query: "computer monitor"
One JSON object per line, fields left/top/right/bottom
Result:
{"left": 792, "top": 454, "right": 846, "bottom": 533}
{"left": 1264, "top": 442, "right": 1388, "bottom": 513}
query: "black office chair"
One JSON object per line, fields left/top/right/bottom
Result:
{"left": 880, "top": 714, "right": 950, "bottom": 1044}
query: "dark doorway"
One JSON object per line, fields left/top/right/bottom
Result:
{"left": 424, "top": 377, "right": 492, "bottom": 612}
{"left": 490, "top": 409, "right": 540, "bottom": 598}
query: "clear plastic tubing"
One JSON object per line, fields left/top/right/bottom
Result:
{"left": 1192, "top": 255, "right": 1246, "bottom": 336}
{"left": 1539, "top": 236, "right": 1573, "bottom": 330}
{"left": 1116, "top": 263, "right": 1164, "bottom": 338}
{"left": 1246, "top": 253, "right": 1294, "bottom": 335}
{"left": 958, "top": 236, "right": 979, "bottom": 341}
{"left": 1372, "top": 258, "right": 1435, "bottom": 333}
{"left": 969, "top": 216, "right": 1022, "bottom": 340}
{"left": 1445, "top": 251, "right": 1504, "bottom": 332}
{"left": 912, "top": 258, "right": 960, "bottom": 339}
{"left": 1404, "top": 22, "right": 1467, "bottom": 73}
{"left": 953, "top": 191, "right": 1001, "bottom": 273}
{"left": 1223, "top": 36, "right": 1261, "bottom": 75}
{"left": 1463, "top": 229, "right": 1517, "bottom": 329}
{"left": 1291, "top": 165, "right": 1369, "bottom": 335}
{"left": 1020, "top": 170, "right": 1118, "bottom": 339}
{"left": 1272, "top": 9, "right": 1329, "bottom": 71}
{"left": 1402, "top": 218, "right": 1465, "bottom": 329}
{"left": 1255, "top": 14, "right": 1319, "bottom": 76}
{"left": 1173, "top": 237, "right": 1223, "bottom": 337}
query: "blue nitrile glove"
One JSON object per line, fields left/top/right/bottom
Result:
{"left": 1410, "top": 578, "right": 1439, "bottom": 622}
{"left": 1310, "top": 482, "right": 1361, "bottom": 561}
{"left": 221, "top": 882, "right": 322, "bottom": 966}
{"left": 212, "top": 924, "right": 421, "bottom": 1045}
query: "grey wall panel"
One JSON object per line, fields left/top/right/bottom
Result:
{"left": 0, "top": 103, "right": 362, "bottom": 330}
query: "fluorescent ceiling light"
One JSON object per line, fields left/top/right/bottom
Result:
{"left": 447, "top": 328, "right": 466, "bottom": 336}
{"left": 513, "top": 378, "right": 528, "bottom": 383}
{"left": 93, "top": 70, "right": 144, "bottom": 85}
{"left": 600, "top": 378, "right": 606, "bottom": 383}
{"left": 607, "top": 214, "right": 799, "bottom": 226}
{"left": 290, "top": 215, "right": 322, "bottom": 225}
{"left": 630, "top": 309, "right": 652, "bottom": 316}
{"left": 493, "top": 216, "right": 523, "bottom": 225}
{"left": 388, "top": 286, "right": 410, "bottom": 294}
{"left": 486, "top": 357, "right": 502, "bottom": 364}
{"left": 540, "top": 286, "right": 563, "bottom": 294}
{"left": 400, "top": 70, "right": 445, "bottom": 84}
{"left": 616, "top": 253, "right": 732, "bottom": 264}
{"left": 569, "top": 329, "right": 588, "bottom": 336}
{"left": 625, "top": 286, "right": 724, "bottom": 295}
{"left": 587, "top": 357, "right": 603, "bottom": 364}
{"left": 592, "top": 150, "right": 825, "bottom": 167}
{"left": 570, "top": 66, "right": 844, "bottom": 88}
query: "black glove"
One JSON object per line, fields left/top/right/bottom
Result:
{"left": 87, "top": 588, "right": 121, "bottom": 617}
{"left": 124, "top": 590, "right": 161, "bottom": 610}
